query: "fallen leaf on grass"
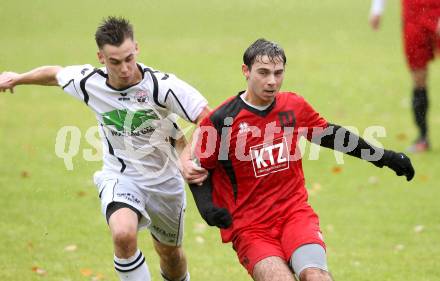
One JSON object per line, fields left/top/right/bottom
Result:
{"left": 308, "top": 182, "right": 322, "bottom": 196}
{"left": 64, "top": 244, "right": 77, "bottom": 252}
{"left": 396, "top": 133, "right": 407, "bottom": 141}
{"left": 31, "top": 266, "right": 47, "bottom": 276}
{"left": 22, "top": 144, "right": 36, "bottom": 155}
{"left": 419, "top": 175, "right": 429, "bottom": 182}
{"left": 195, "top": 235, "right": 205, "bottom": 244}
{"left": 414, "top": 225, "right": 424, "bottom": 233}
{"left": 331, "top": 166, "right": 342, "bottom": 174}
{"left": 368, "top": 176, "right": 379, "bottom": 185}
{"left": 394, "top": 244, "right": 405, "bottom": 252}
{"left": 326, "top": 224, "right": 334, "bottom": 233}
{"left": 77, "top": 191, "right": 87, "bottom": 197}
{"left": 312, "top": 182, "right": 322, "bottom": 191}
{"left": 21, "top": 171, "right": 30, "bottom": 178}
{"left": 80, "top": 268, "right": 93, "bottom": 277}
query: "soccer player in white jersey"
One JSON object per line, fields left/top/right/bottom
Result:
{"left": 0, "top": 16, "right": 210, "bottom": 281}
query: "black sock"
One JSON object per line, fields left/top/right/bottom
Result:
{"left": 412, "top": 87, "right": 429, "bottom": 139}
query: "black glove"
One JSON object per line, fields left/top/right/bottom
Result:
{"left": 202, "top": 206, "right": 232, "bottom": 229}
{"left": 189, "top": 173, "right": 232, "bottom": 229}
{"left": 373, "top": 150, "right": 415, "bottom": 181}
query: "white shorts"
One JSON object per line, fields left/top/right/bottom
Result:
{"left": 93, "top": 170, "right": 186, "bottom": 246}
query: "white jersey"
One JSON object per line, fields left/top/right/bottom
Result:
{"left": 56, "top": 63, "right": 207, "bottom": 186}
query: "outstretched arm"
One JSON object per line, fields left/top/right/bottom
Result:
{"left": 0, "top": 66, "right": 62, "bottom": 93}
{"left": 312, "top": 123, "right": 415, "bottom": 181}
{"left": 189, "top": 173, "right": 232, "bottom": 229}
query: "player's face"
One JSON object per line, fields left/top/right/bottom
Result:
{"left": 242, "top": 55, "right": 285, "bottom": 106}
{"left": 98, "top": 38, "right": 141, "bottom": 88}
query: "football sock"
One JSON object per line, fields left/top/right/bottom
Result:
{"left": 412, "top": 87, "right": 428, "bottom": 139}
{"left": 114, "top": 249, "right": 151, "bottom": 281}
{"left": 161, "top": 270, "right": 190, "bottom": 281}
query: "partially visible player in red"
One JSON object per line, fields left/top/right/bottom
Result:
{"left": 370, "top": 0, "right": 440, "bottom": 152}
{"left": 183, "top": 39, "right": 415, "bottom": 281}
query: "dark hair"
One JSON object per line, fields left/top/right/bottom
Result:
{"left": 95, "top": 16, "right": 134, "bottom": 49}
{"left": 243, "top": 38, "right": 286, "bottom": 69}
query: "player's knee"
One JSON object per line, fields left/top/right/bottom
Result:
{"left": 299, "top": 268, "right": 332, "bottom": 281}
{"left": 112, "top": 227, "right": 137, "bottom": 253}
{"left": 411, "top": 69, "right": 427, "bottom": 88}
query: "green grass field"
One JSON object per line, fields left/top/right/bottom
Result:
{"left": 1, "top": 0, "right": 439, "bottom": 280}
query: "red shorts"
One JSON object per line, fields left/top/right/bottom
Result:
{"left": 403, "top": 20, "right": 440, "bottom": 70}
{"left": 232, "top": 205, "right": 326, "bottom": 275}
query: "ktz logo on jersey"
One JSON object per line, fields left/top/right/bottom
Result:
{"left": 250, "top": 137, "right": 290, "bottom": 177}
{"left": 135, "top": 90, "right": 149, "bottom": 103}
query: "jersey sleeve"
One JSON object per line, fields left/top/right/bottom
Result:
{"left": 194, "top": 116, "right": 220, "bottom": 170}
{"left": 56, "top": 64, "right": 94, "bottom": 101}
{"left": 296, "top": 96, "right": 328, "bottom": 141}
{"left": 155, "top": 73, "right": 208, "bottom": 123}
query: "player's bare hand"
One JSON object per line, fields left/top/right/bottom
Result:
{"left": 369, "top": 14, "right": 381, "bottom": 30}
{"left": 0, "top": 71, "right": 19, "bottom": 94}
{"left": 181, "top": 159, "right": 208, "bottom": 185}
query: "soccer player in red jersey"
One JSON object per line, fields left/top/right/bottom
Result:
{"left": 370, "top": 0, "right": 440, "bottom": 152}
{"left": 183, "top": 39, "right": 415, "bottom": 281}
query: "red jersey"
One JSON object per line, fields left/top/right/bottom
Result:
{"left": 403, "top": 0, "right": 440, "bottom": 31}
{"left": 196, "top": 91, "right": 328, "bottom": 242}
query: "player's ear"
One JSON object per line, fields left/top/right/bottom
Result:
{"left": 242, "top": 64, "right": 250, "bottom": 80}
{"left": 134, "top": 42, "right": 139, "bottom": 55}
{"left": 97, "top": 50, "right": 105, "bottom": 64}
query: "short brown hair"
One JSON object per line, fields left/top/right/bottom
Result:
{"left": 95, "top": 16, "right": 134, "bottom": 49}
{"left": 243, "top": 38, "right": 286, "bottom": 69}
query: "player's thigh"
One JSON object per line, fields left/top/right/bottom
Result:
{"left": 280, "top": 205, "right": 326, "bottom": 264}
{"left": 108, "top": 204, "right": 140, "bottom": 242}
{"left": 144, "top": 176, "right": 186, "bottom": 247}
{"left": 252, "top": 256, "right": 296, "bottom": 281}
{"left": 403, "top": 21, "right": 434, "bottom": 70}
{"left": 232, "top": 229, "right": 285, "bottom": 276}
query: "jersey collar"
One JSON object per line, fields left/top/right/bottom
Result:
{"left": 236, "top": 90, "right": 276, "bottom": 117}
{"left": 100, "top": 63, "right": 145, "bottom": 91}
